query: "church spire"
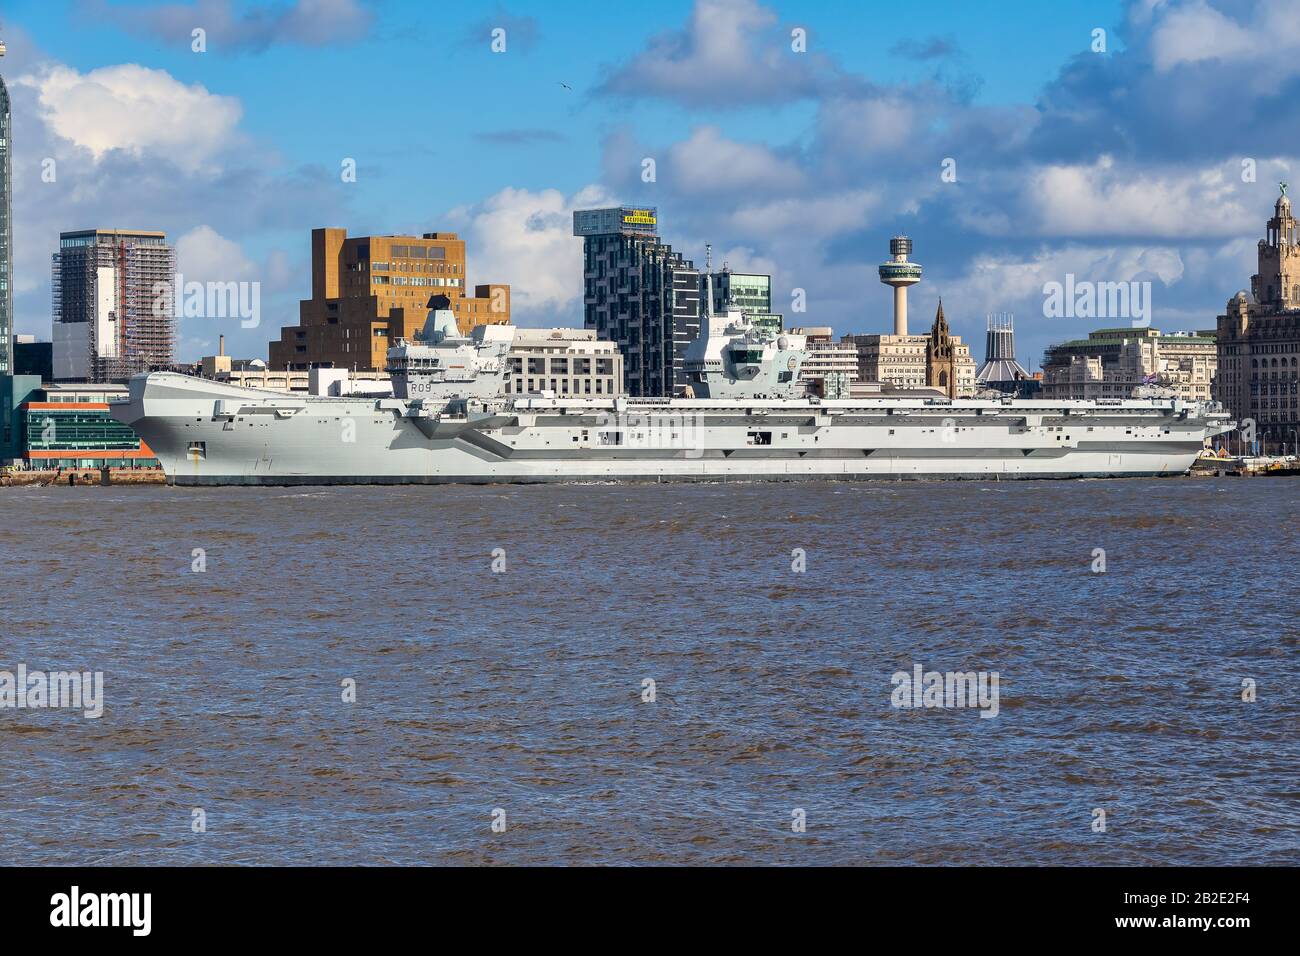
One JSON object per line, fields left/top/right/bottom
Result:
{"left": 933, "top": 297, "right": 948, "bottom": 338}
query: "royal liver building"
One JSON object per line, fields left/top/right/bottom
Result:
{"left": 1215, "top": 185, "right": 1300, "bottom": 450}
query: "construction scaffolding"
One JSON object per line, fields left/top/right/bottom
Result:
{"left": 52, "top": 229, "right": 175, "bottom": 382}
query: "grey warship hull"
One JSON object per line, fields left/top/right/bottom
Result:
{"left": 112, "top": 372, "right": 1234, "bottom": 486}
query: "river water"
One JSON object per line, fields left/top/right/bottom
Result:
{"left": 0, "top": 478, "right": 1296, "bottom": 865}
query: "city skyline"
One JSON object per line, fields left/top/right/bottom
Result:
{"left": 0, "top": 1, "right": 1293, "bottom": 894}
{"left": 2, "top": 0, "right": 1295, "bottom": 369}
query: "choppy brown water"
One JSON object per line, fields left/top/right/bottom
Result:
{"left": 0, "top": 478, "right": 1296, "bottom": 865}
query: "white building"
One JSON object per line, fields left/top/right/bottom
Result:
{"left": 788, "top": 326, "right": 858, "bottom": 398}
{"left": 505, "top": 327, "right": 624, "bottom": 397}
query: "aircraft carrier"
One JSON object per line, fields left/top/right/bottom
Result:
{"left": 111, "top": 304, "right": 1234, "bottom": 486}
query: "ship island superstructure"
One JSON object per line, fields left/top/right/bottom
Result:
{"left": 111, "top": 300, "right": 1234, "bottom": 486}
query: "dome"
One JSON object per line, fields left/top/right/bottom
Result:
{"left": 1235, "top": 289, "right": 1249, "bottom": 301}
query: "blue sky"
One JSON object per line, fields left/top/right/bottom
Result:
{"left": 1, "top": 0, "right": 1293, "bottom": 368}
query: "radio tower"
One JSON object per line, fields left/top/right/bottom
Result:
{"left": 878, "top": 236, "right": 922, "bottom": 336}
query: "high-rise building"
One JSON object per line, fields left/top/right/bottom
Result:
{"left": 268, "top": 228, "right": 510, "bottom": 372}
{"left": 573, "top": 206, "right": 700, "bottom": 397}
{"left": 1215, "top": 185, "right": 1300, "bottom": 448}
{"left": 0, "top": 62, "right": 13, "bottom": 375}
{"left": 706, "top": 267, "right": 782, "bottom": 337}
{"left": 52, "top": 229, "right": 176, "bottom": 382}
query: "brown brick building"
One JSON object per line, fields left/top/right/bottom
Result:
{"left": 268, "top": 228, "right": 510, "bottom": 371}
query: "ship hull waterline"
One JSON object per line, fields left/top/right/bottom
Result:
{"left": 113, "top": 372, "right": 1232, "bottom": 487}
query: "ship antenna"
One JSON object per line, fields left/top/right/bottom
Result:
{"left": 703, "top": 243, "right": 714, "bottom": 320}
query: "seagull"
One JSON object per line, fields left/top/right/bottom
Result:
{"left": 559, "top": 82, "right": 572, "bottom": 91}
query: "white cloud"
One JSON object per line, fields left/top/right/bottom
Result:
{"left": 667, "top": 127, "right": 804, "bottom": 195}
{"left": 1150, "top": 1, "right": 1253, "bottom": 71}
{"left": 1025, "top": 156, "right": 1258, "bottom": 238}
{"left": 444, "top": 184, "right": 616, "bottom": 325}
{"left": 596, "top": 0, "right": 841, "bottom": 106}
{"left": 958, "top": 244, "right": 1185, "bottom": 305}
{"left": 175, "top": 225, "right": 258, "bottom": 281}
{"left": 725, "top": 189, "right": 880, "bottom": 238}
{"left": 817, "top": 95, "right": 921, "bottom": 158}
{"left": 1149, "top": 0, "right": 1300, "bottom": 73}
{"left": 16, "top": 63, "right": 242, "bottom": 172}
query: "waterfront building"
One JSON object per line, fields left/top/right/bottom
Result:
{"left": 843, "top": 302, "right": 976, "bottom": 396}
{"left": 0, "top": 58, "right": 12, "bottom": 375}
{"left": 788, "top": 326, "right": 857, "bottom": 398}
{"left": 505, "top": 327, "right": 624, "bottom": 398}
{"left": 268, "top": 228, "right": 510, "bottom": 372}
{"left": 1160, "top": 332, "right": 1219, "bottom": 401}
{"left": 1215, "top": 185, "right": 1300, "bottom": 448}
{"left": 0, "top": 373, "right": 40, "bottom": 462}
{"left": 0, "top": 378, "right": 158, "bottom": 469}
{"left": 573, "top": 206, "right": 700, "bottom": 397}
{"left": 706, "top": 266, "right": 782, "bottom": 337}
{"left": 1041, "top": 327, "right": 1216, "bottom": 401}
{"left": 878, "top": 236, "right": 922, "bottom": 336}
{"left": 51, "top": 229, "right": 176, "bottom": 382}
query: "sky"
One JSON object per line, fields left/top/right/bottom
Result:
{"left": 0, "top": 0, "right": 1295, "bottom": 369}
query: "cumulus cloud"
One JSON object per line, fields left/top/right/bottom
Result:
{"left": 559, "top": 0, "right": 1299, "bottom": 370}
{"left": 6, "top": 40, "right": 349, "bottom": 360}
{"left": 1024, "top": 156, "right": 1262, "bottom": 238}
{"left": 595, "top": 0, "right": 849, "bottom": 106}
{"left": 1031, "top": 0, "right": 1300, "bottom": 161}
{"left": 444, "top": 184, "right": 616, "bottom": 325}
{"left": 724, "top": 189, "right": 881, "bottom": 239}
{"left": 15, "top": 63, "right": 242, "bottom": 173}
{"left": 665, "top": 126, "right": 805, "bottom": 195}
{"left": 176, "top": 225, "right": 259, "bottom": 280}
{"left": 1149, "top": 0, "right": 1255, "bottom": 71}
{"left": 77, "top": 0, "right": 375, "bottom": 52}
